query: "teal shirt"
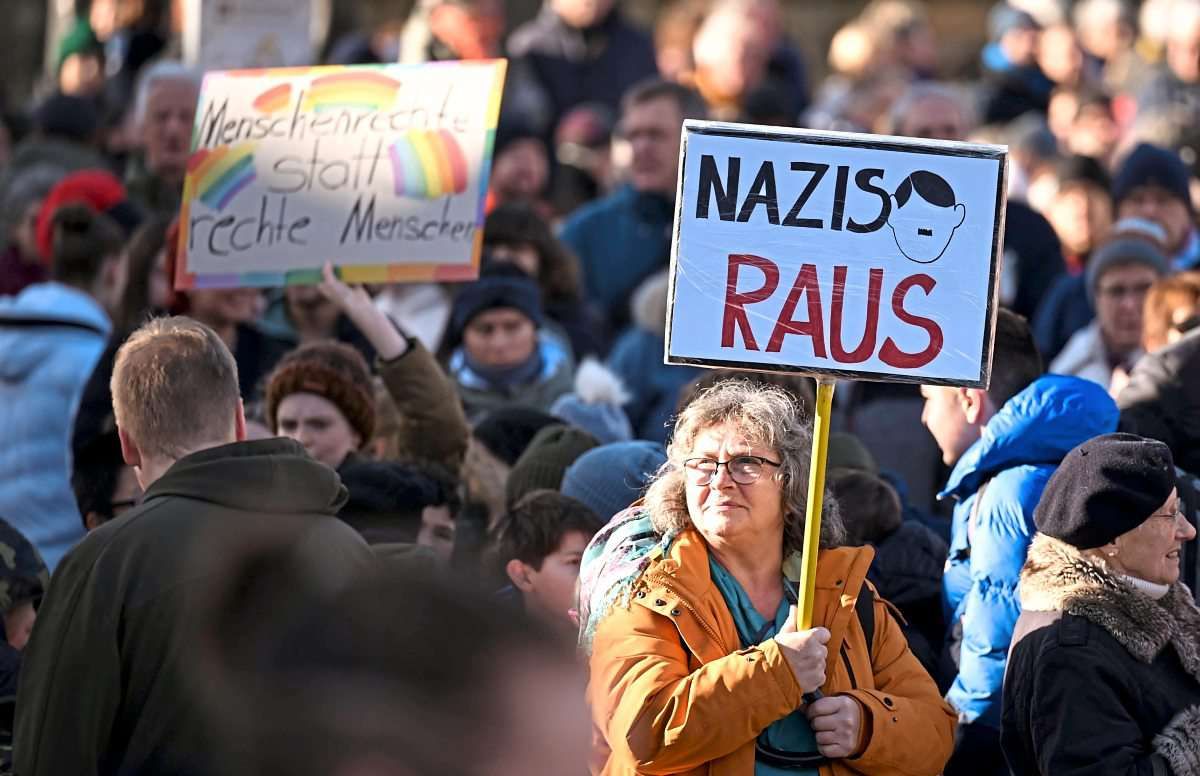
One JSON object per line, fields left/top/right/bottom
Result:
{"left": 708, "top": 555, "right": 820, "bottom": 776}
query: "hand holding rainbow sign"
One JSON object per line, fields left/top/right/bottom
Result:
{"left": 177, "top": 61, "right": 507, "bottom": 290}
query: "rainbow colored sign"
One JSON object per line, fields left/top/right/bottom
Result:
{"left": 179, "top": 61, "right": 507, "bottom": 290}
{"left": 189, "top": 143, "right": 257, "bottom": 210}
{"left": 302, "top": 72, "right": 401, "bottom": 113}
{"left": 389, "top": 130, "right": 469, "bottom": 199}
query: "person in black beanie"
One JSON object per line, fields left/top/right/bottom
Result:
{"left": 1113, "top": 142, "right": 1200, "bottom": 270}
{"left": 1001, "top": 433, "right": 1200, "bottom": 776}
{"left": 445, "top": 265, "right": 575, "bottom": 421}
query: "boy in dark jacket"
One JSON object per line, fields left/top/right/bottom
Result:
{"left": 492, "top": 489, "right": 603, "bottom": 636}
{"left": 14, "top": 317, "right": 374, "bottom": 776}
{"left": 829, "top": 469, "right": 948, "bottom": 686}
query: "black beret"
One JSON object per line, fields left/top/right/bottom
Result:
{"left": 1035, "top": 433, "right": 1176, "bottom": 549}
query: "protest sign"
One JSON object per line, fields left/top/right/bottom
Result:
{"left": 177, "top": 60, "right": 507, "bottom": 289}
{"left": 665, "top": 121, "right": 1007, "bottom": 388}
{"left": 183, "top": 0, "right": 315, "bottom": 71}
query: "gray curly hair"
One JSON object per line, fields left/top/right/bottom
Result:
{"left": 644, "top": 379, "right": 846, "bottom": 554}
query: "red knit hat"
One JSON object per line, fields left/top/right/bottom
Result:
{"left": 35, "top": 169, "right": 141, "bottom": 263}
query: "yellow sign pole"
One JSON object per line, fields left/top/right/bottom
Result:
{"left": 797, "top": 377, "right": 836, "bottom": 631}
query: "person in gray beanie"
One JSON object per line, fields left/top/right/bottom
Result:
{"left": 560, "top": 440, "right": 667, "bottom": 522}
{"left": 1051, "top": 217, "right": 1171, "bottom": 390}
{"left": 1002, "top": 432, "right": 1200, "bottom": 775}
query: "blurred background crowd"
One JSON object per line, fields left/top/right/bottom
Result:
{"left": 1, "top": 0, "right": 1200, "bottom": 773}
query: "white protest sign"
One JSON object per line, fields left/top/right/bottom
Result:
{"left": 665, "top": 121, "right": 1007, "bottom": 387}
{"left": 177, "top": 60, "right": 507, "bottom": 289}
{"left": 183, "top": 0, "right": 315, "bottom": 71}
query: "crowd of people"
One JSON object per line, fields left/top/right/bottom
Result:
{"left": 1, "top": 0, "right": 1200, "bottom": 773}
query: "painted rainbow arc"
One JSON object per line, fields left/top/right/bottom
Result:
{"left": 388, "top": 130, "right": 469, "bottom": 200}
{"left": 190, "top": 143, "right": 258, "bottom": 211}
{"left": 253, "top": 83, "right": 292, "bottom": 114}
{"left": 301, "top": 72, "right": 402, "bottom": 113}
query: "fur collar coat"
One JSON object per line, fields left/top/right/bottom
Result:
{"left": 1001, "top": 534, "right": 1200, "bottom": 775}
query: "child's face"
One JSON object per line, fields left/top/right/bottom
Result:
{"left": 888, "top": 191, "right": 966, "bottom": 264}
{"left": 417, "top": 505, "right": 456, "bottom": 563}
{"left": 522, "top": 531, "right": 592, "bottom": 632}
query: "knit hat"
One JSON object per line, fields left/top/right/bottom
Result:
{"left": 988, "top": 3, "right": 1040, "bottom": 40}
{"left": 34, "top": 93, "right": 100, "bottom": 144}
{"left": 827, "top": 431, "right": 879, "bottom": 474}
{"left": 550, "top": 359, "right": 633, "bottom": 445}
{"left": 35, "top": 169, "right": 142, "bottom": 262}
{"left": 472, "top": 406, "right": 561, "bottom": 466}
{"left": 0, "top": 517, "right": 48, "bottom": 615}
{"left": 450, "top": 266, "right": 543, "bottom": 341}
{"left": 1034, "top": 433, "right": 1177, "bottom": 549}
{"left": 561, "top": 441, "right": 667, "bottom": 522}
{"left": 265, "top": 341, "right": 377, "bottom": 444}
{"left": 505, "top": 424, "right": 599, "bottom": 507}
{"left": 56, "top": 16, "right": 100, "bottom": 71}
{"left": 1085, "top": 217, "right": 1171, "bottom": 303}
{"left": 1112, "top": 143, "right": 1193, "bottom": 214}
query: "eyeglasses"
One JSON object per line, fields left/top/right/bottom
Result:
{"left": 1097, "top": 281, "right": 1154, "bottom": 300}
{"left": 682, "top": 455, "right": 782, "bottom": 485}
{"left": 1152, "top": 507, "right": 1186, "bottom": 523}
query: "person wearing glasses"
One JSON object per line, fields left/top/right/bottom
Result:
{"left": 1001, "top": 433, "right": 1200, "bottom": 774}
{"left": 578, "top": 380, "right": 955, "bottom": 775}
{"left": 1050, "top": 217, "right": 1170, "bottom": 392}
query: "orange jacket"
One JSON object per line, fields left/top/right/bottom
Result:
{"left": 587, "top": 528, "right": 956, "bottom": 776}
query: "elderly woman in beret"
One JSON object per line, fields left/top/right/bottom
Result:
{"left": 1002, "top": 433, "right": 1200, "bottom": 775}
{"left": 578, "top": 380, "right": 955, "bottom": 775}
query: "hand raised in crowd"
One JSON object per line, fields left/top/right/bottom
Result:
{"left": 317, "top": 262, "right": 409, "bottom": 361}
{"left": 806, "top": 694, "right": 864, "bottom": 759}
{"left": 774, "top": 605, "right": 829, "bottom": 695}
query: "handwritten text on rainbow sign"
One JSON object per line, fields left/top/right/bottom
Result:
{"left": 186, "top": 68, "right": 489, "bottom": 260}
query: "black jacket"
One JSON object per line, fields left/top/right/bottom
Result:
{"left": 1001, "top": 535, "right": 1200, "bottom": 776}
{"left": 868, "top": 520, "right": 948, "bottom": 681}
{"left": 507, "top": 6, "right": 657, "bottom": 124}
{"left": 1119, "top": 329, "right": 1200, "bottom": 596}
{"left": 13, "top": 439, "right": 375, "bottom": 776}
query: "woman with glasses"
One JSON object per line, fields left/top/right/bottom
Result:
{"left": 1001, "top": 433, "right": 1200, "bottom": 774}
{"left": 578, "top": 380, "right": 955, "bottom": 775}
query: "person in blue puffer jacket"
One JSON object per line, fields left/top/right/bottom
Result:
{"left": 919, "top": 310, "right": 1119, "bottom": 776}
{"left": 0, "top": 205, "right": 127, "bottom": 570}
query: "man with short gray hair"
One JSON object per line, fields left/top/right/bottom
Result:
{"left": 126, "top": 61, "right": 201, "bottom": 216}
{"left": 15, "top": 316, "right": 373, "bottom": 776}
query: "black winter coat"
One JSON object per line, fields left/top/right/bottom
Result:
{"left": 868, "top": 520, "right": 948, "bottom": 681}
{"left": 1119, "top": 329, "right": 1200, "bottom": 598}
{"left": 1001, "top": 535, "right": 1200, "bottom": 776}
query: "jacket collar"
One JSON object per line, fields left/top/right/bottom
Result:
{"left": 1020, "top": 534, "right": 1200, "bottom": 681}
{"left": 941, "top": 374, "right": 1119, "bottom": 500}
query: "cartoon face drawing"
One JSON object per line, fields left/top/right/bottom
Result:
{"left": 887, "top": 170, "right": 967, "bottom": 264}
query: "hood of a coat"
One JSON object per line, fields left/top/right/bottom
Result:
{"left": 1020, "top": 533, "right": 1200, "bottom": 679}
{"left": 1117, "top": 328, "right": 1200, "bottom": 473}
{"left": 941, "top": 374, "right": 1118, "bottom": 500}
{"left": 0, "top": 283, "right": 110, "bottom": 381}
{"left": 144, "top": 438, "right": 348, "bottom": 516}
